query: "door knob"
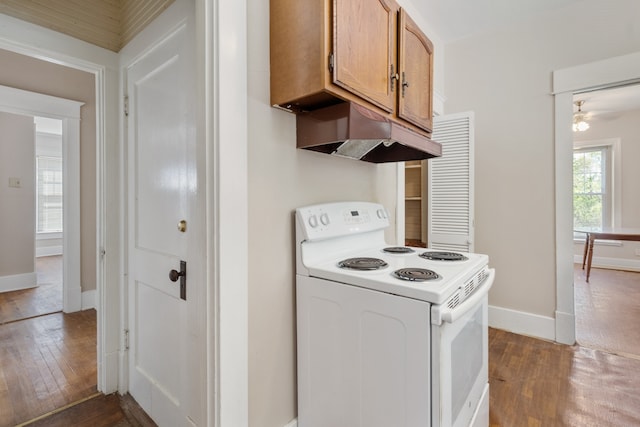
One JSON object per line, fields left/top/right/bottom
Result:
{"left": 169, "top": 260, "right": 187, "bottom": 300}
{"left": 169, "top": 269, "right": 184, "bottom": 282}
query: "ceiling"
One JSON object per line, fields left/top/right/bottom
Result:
{"left": 573, "top": 84, "right": 640, "bottom": 120}
{"left": 415, "top": 0, "right": 640, "bottom": 118}
{"left": 417, "top": 0, "right": 585, "bottom": 44}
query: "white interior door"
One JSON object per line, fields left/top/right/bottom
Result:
{"left": 429, "top": 112, "right": 475, "bottom": 252}
{"left": 126, "top": 14, "right": 203, "bottom": 426}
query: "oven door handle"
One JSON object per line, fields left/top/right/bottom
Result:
{"left": 433, "top": 268, "right": 495, "bottom": 325}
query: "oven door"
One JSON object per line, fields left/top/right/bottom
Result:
{"left": 431, "top": 268, "right": 495, "bottom": 427}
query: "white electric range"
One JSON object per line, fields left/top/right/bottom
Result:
{"left": 295, "top": 201, "right": 494, "bottom": 427}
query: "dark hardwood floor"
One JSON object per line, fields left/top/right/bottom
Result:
{"left": 0, "top": 310, "right": 97, "bottom": 426}
{"left": 489, "top": 328, "right": 640, "bottom": 426}
{"left": 23, "top": 393, "right": 155, "bottom": 427}
{"left": 489, "top": 266, "right": 640, "bottom": 426}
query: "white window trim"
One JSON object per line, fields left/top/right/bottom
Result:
{"left": 36, "top": 154, "right": 64, "bottom": 234}
{"left": 573, "top": 138, "right": 622, "bottom": 229}
{"left": 36, "top": 231, "right": 63, "bottom": 240}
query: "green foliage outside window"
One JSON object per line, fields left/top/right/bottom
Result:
{"left": 573, "top": 149, "right": 604, "bottom": 231}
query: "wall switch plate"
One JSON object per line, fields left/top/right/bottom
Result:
{"left": 8, "top": 177, "right": 21, "bottom": 188}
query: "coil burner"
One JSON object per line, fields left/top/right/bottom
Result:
{"left": 338, "top": 257, "right": 388, "bottom": 271}
{"left": 420, "top": 251, "right": 469, "bottom": 261}
{"left": 393, "top": 268, "right": 441, "bottom": 282}
{"left": 382, "top": 247, "right": 416, "bottom": 254}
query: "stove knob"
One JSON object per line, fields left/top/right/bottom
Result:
{"left": 320, "top": 213, "right": 330, "bottom": 226}
{"left": 308, "top": 215, "right": 319, "bottom": 228}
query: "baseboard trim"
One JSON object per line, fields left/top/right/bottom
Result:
{"left": 555, "top": 310, "right": 575, "bottom": 345}
{"left": 65, "top": 285, "right": 82, "bottom": 313}
{"left": 99, "top": 350, "right": 119, "bottom": 393}
{"left": 82, "top": 289, "right": 96, "bottom": 310}
{"left": 283, "top": 419, "right": 297, "bottom": 427}
{"left": 573, "top": 254, "right": 640, "bottom": 271}
{"left": 489, "top": 305, "right": 555, "bottom": 341}
{"left": 0, "top": 272, "right": 37, "bottom": 293}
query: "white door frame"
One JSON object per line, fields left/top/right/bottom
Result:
{"left": 0, "top": 85, "right": 83, "bottom": 312}
{"left": 552, "top": 50, "right": 640, "bottom": 345}
{"left": 201, "top": 0, "right": 249, "bottom": 425}
{"left": 0, "top": 14, "right": 120, "bottom": 392}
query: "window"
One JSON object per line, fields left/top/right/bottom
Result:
{"left": 573, "top": 139, "right": 620, "bottom": 233}
{"left": 36, "top": 155, "right": 63, "bottom": 233}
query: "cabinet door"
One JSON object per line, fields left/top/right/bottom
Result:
{"left": 333, "top": 0, "right": 397, "bottom": 113}
{"left": 397, "top": 8, "right": 433, "bottom": 132}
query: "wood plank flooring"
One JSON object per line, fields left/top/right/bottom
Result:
{"left": 0, "top": 256, "right": 62, "bottom": 325}
{"left": 489, "top": 328, "right": 640, "bottom": 426}
{"left": 23, "top": 393, "right": 156, "bottom": 427}
{"left": 0, "top": 310, "right": 97, "bottom": 426}
{"left": 574, "top": 265, "right": 640, "bottom": 357}
{"left": 489, "top": 266, "right": 640, "bottom": 426}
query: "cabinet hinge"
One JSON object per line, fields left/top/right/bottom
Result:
{"left": 124, "top": 329, "right": 130, "bottom": 350}
{"left": 124, "top": 95, "right": 129, "bottom": 117}
{"left": 328, "top": 52, "right": 334, "bottom": 73}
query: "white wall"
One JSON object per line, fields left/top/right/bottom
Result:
{"left": 573, "top": 108, "right": 640, "bottom": 268}
{"left": 246, "top": 0, "right": 445, "bottom": 425}
{"left": 0, "top": 112, "right": 36, "bottom": 291}
{"left": 443, "top": 1, "right": 640, "bottom": 326}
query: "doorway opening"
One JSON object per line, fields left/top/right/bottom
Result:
{"left": 552, "top": 51, "right": 640, "bottom": 345}
{"left": 0, "top": 85, "right": 84, "bottom": 313}
{"left": 34, "top": 116, "right": 64, "bottom": 315}
{"left": 569, "top": 85, "right": 640, "bottom": 357}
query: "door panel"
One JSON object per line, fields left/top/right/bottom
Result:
{"left": 333, "top": 0, "right": 397, "bottom": 112}
{"left": 135, "top": 55, "right": 188, "bottom": 257}
{"left": 126, "top": 17, "right": 198, "bottom": 426}
{"left": 398, "top": 8, "right": 433, "bottom": 132}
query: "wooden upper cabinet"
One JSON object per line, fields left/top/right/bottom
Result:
{"left": 333, "top": 0, "right": 397, "bottom": 113}
{"left": 270, "top": 0, "right": 434, "bottom": 135}
{"left": 397, "top": 9, "right": 434, "bottom": 133}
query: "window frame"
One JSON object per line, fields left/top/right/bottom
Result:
{"left": 36, "top": 154, "right": 64, "bottom": 234}
{"left": 572, "top": 138, "right": 621, "bottom": 241}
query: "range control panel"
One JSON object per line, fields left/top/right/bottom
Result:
{"left": 296, "top": 201, "right": 389, "bottom": 242}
